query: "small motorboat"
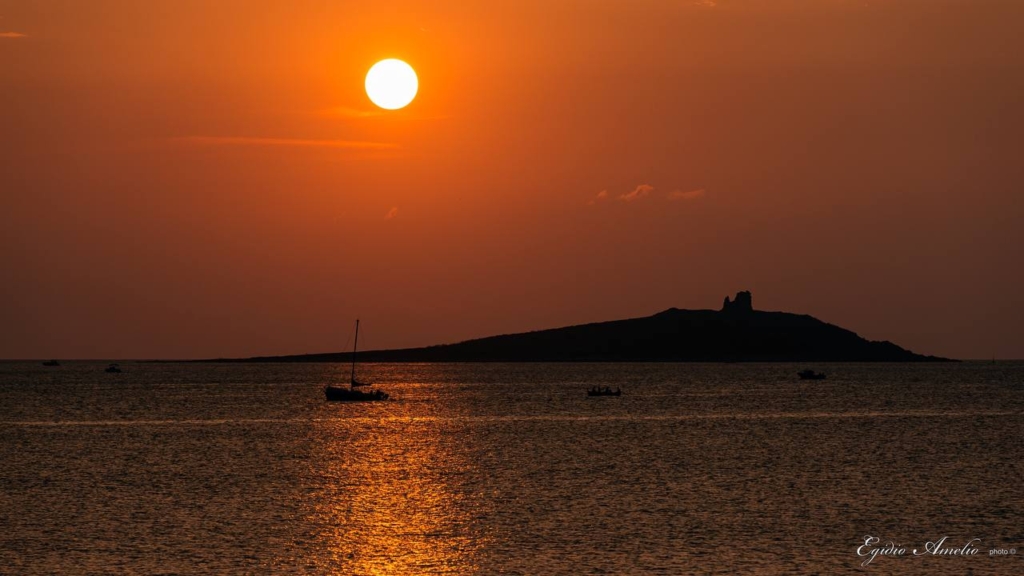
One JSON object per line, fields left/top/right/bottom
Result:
{"left": 42, "top": 360, "right": 60, "bottom": 367}
{"left": 105, "top": 363, "right": 122, "bottom": 373}
{"left": 798, "top": 369, "right": 826, "bottom": 380}
{"left": 587, "top": 387, "right": 622, "bottom": 397}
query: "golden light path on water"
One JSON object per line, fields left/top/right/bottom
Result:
{"left": 304, "top": 368, "right": 484, "bottom": 574}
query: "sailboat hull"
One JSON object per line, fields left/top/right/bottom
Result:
{"left": 324, "top": 386, "right": 389, "bottom": 402}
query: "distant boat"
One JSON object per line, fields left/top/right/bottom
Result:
{"left": 325, "top": 386, "right": 389, "bottom": 402}
{"left": 105, "top": 363, "right": 122, "bottom": 373}
{"left": 325, "top": 319, "right": 389, "bottom": 402}
{"left": 42, "top": 360, "right": 60, "bottom": 367}
{"left": 587, "top": 387, "right": 621, "bottom": 397}
{"left": 798, "top": 369, "right": 826, "bottom": 380}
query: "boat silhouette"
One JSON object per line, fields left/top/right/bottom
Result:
{"left": 325, "top": 319, "right": 389, "bottom": 402}
{"left": 587, "top": 386, "right": 621, "bottom": 397}
{"left": 797, "top": 369, "right": 826, "bottom": 380}
{"left": 42, "top": 360, "right": 60, "bottom": 367}
{"left": 105, "top": 363, "right": 122, "bottom": 373}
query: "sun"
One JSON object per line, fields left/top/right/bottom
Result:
{"left": 365, "top": 59, "right": 418, "bottom": 110}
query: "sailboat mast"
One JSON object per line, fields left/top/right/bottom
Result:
{"left": 351, "top": 319, "right": 359, "bottom": 384}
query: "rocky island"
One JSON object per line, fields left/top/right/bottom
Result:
{"left": 217, "top": 292, "right": 951, "bottom": 363}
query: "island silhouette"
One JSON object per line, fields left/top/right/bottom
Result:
{"left": 212, "top": 292, "right": 951, "bottom": 363}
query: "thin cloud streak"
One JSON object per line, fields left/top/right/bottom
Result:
{"left": 321, "top": 106, "right": 388, "bottom": 119}
{"left": 0, "top": 32, "right": 28, "bottom": 38}
{"left": 619, "top": 184, "right": 654, "bottom": 202}
{"left": 587, "top": 190, "right": 609, "bottom": 205}
{"left": 316, "top": 106, "right": 449, "bottom": 121}
{"left": 667, "top": 188, "right": 707, "bottom": 201}
{"left": 172, "top": 136, "right": 397, "bottom": 149}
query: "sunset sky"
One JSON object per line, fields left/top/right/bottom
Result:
{"left": 2, "top": 0, "right": 1022, "bottom": 360}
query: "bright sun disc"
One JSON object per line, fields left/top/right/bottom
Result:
{"left": 365, "top": 59, "right": 418, "bottom": 110}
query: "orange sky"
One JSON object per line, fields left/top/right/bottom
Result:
{"left": 2, "top": 0, "right": 1022, "bottom": 359}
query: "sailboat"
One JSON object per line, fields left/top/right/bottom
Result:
{"left": 324, "top": 319, "right": 389, "bottom": 402}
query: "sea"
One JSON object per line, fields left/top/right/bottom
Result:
{"left": 0, "top": 361, "right": 1021, "bottom": 575}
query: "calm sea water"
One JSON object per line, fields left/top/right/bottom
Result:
{"left": 0, "top": 361, "right": 1021, "bottom": 575}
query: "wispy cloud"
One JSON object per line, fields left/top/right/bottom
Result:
{"left": 321, "top": 106, "right": 388, "bottom": 119}
{"left": 172, "top": 136, "right": 397, "bottom": 149}
{"left": 591, "top": 184, "right": 708, "bottom": 207}
{"left": 316, "top": 106, "right": 448, "bottom": 121}
{"left": 587, "top": 190, "right": 609, "bottom": 205}
{"left": 667, "top": 188, "right": 707, "bottom": 201}
{"left": 0, "top": 32, "right": 28, "bottom": 39}
{"left": 385, "top": 207, "right": 398, "bottom": 220}
{"left": 619, "top": 184, "right": 654, "bottom": 202}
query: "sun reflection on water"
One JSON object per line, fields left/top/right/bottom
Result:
{"left": 306, "top": 371, "right": 484, "bottom": 575}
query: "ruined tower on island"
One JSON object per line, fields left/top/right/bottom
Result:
{"left": 721, "top": 291, "right": 753, "bottom": 313}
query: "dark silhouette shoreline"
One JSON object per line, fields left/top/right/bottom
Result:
{"left": 202, "top": 292, "right": 954, "bottom": 363}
